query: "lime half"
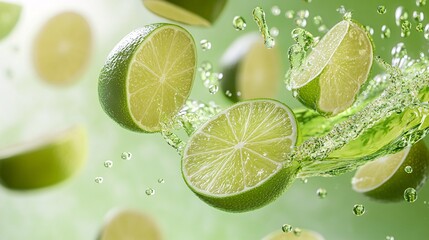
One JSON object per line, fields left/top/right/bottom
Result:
{"left": 182, "top": 99, "right": 300, "bottom": 212}
{"left": 289, "top": 20, "right": 373, "bottom": 116}
{"left": 0, "top": 1, "right": 21, "bottom": 40}
{"left": 98, "top": 23, "right": 196, "bottom": 133}
{"left": 142, "top": 0, "right": 227, "bottom": 27}
{"left": 262, "top": 229, "right": 325, "bottom": 240}
{"left": 352, "top": 141, "right": 429, "bottom": 202}
{"left": 0, "top": 126, "right": 87, "bottom": 190}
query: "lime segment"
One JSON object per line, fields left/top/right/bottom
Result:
{"left": 0, "top": 1, "right": 21, "bottom": 40}
{"left": 182, "top": 99, "right": 299, "bottom": 212}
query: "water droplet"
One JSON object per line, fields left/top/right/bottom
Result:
{"left": 416, "top": 0, "right": 426, "bottom": 7}
{"left": 377, "top": 5, "right": 387, "bottom": 14}
{"left": 292, "top": 90, "right": 298, "bottom": 97}
{"left": 252, "top": 7, "right": 276, "bottom": 49}
{"left": 395, "top": 7, "right": 408, "bottom": 26}
{"left": 365, "top": 26, "right": 374, "bottom": 35}
{"left": 301, "top": 178, "right": 308, "bottom": 184}
{"left": 404, "top": 187, "right": 418, "bottom": 202}
{"left": 381, "top": 25, "right": 391, "bottom": 39}
{"left": 199, "top": 61, "right": 212, "bottom": 72}
{"left": 318, "top": 24, "right": 327, "bottom": 33}
{"left": 208, "top": 84, "right": 219, "bottom": 94}
{"left": 121, "top": 152, "right": 132, "bottom": 160}
{"left": 316, "top": 188, "right": 327, "bottom": 199}
{"left": 285, "top": 10, "right": 295, "bottom": 19}
{"left": 291, "top": 28, "right": 315, "bottom": 51}
{"left": 158, "top": 178, "right": 165, "bottom": 183}
{"left": 336, "top": 5, "right": 346, "bottom": 15}
{"left": 200, "top": 39, "right": 212, "bottom": 51}
{"left": 401, "top": 20, "right": 412, "bottom": 37}
{"left": 313, "top": 16, "right": 322, "bottom": 25}
{"left": 270, "top": 27, "right": 279, "bottom": 37}
{"left": 232, "top": 16, "right": 246, "bottom": 31}
{"left": 296, "top": 10, "right": 309, "bottom": 19}
{"left": 424, "top": 24, "right": 429, "bottom": 39}
{"left": 386, "top": 236, "right": 395, "bottom": 240}
{"left": 405, "top": 165, "right": 413, "bottom": 173}
{"left": 293, "top": 228, "right": 302, "bottom": 236}
{"left": 225, "top": 90, "right": 233, "bottom": 97}
{"left": 282, "top": 224, "right": 293, "bottom": 233}
{"left": 288, "top": 44, "right": 306, "bottom": 69}
{"left": 145, "top": 188, "right": 155, "bottom": 196}
{"left": 271, "top": 5, "right": 281, "bottom": 16}
{"left": 104, "top": 160, "right": 113, "bottom": 168}
{"left": 343, "top": 11, "right": 352, "bottom": 21}
{"left": 353, "top": 204, "right": 365, "bottom": 216}
{"left": 95, "top": 177, "right": 103, "bottom": 184}
{"left": 236, "top": 91, "right": 242, "bottom": 97}
{"left": 294, "top": 18, "right": 307, "bottom": 28}
{"left": 413, "top": 11, "right": 424, "bottom": 22}
{"left": 416, "top": 23, "right": 423, "bottom": 32}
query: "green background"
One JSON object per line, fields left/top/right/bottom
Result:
{"left": 1, "top": 0, "right": 429, "bottom": 239}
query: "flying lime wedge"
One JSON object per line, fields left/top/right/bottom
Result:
{"left": 0, "top": 1, "right": 21, "bottom": 40}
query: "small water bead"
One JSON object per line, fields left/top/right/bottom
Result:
{"left": 296, "top": 10, "right": 310, "bottom": 19}
{"left": 381, "top": 25, "right": 391, "bottom": 39}
{"left": 270, "top": 27, "right": 279, "bottom": 37}
{"left": 199, "top": 61, "right": 212, "bottom": 72}
{"left": 301, "top": 178, "right": 308, "bottom": 184}
{"left": 412, "top": 11, "right": 424, "bottom": 22}
{"left": 200, "top": 39, "right": 212, "bottom": 51}
{"left": 337, "top": 5, "right": 346, "bottom": 15}
{"left": 404, "top": 165, "right": 413, "bottom": 173}
{"left": 404, "top": 187, "right": 418, "bottom": 202}
{"left": 395, "top": 7, "right": 408, "bottom": 26}
{"left": 121, "top": 152, "right": 132, "bottom": 160}
{"left": 293, "top": 228, "right": 302, "bottom": 236}
{"left": 104, "top": 160, "right": 113, "bottom": 168}
{"left": 313, "top": 16, "right": 322, "bottom": 25}
{"left": 232, "top": 16, "right": 246, "bottom": 31}
{"left": 158, "top": 178, "right": 165, "bottom": 183}
{"left": 365, "top": 26, "right": 374, "bottom": 35}
{"left": 424, "top": 24, "right": 429, "bottom": 39}
{"left": 271, "top": 5, "right": 281, "bottom": 16}
{"left": 377, "top": 6, "right": 387, "bottom": 15}
{"left": 208, "top": 84, "right": 219, "bottom": 94}
{"left": 401, "top": 20, "right": 412, "bottom": 37}
{"left": 225, "top": 90, "right": 232, "bottom": 97}
{"left": 282, "top": 224, "right": 293, "bottom": 233}
{"left": 252, "top": 7, "right": 276, "bottom": 49}
{"left": 416, "top": 23, "right": 423, "bottom": 32}
{"left": 416, "top": 0, "right": 426, "bottom": 7}
{"left": 316, "top": 188, "right": 327, "bottom": 199}
{"left": 352, "top": 204, "right": 365, "bottom": 216}
{"left": 95, "top": 177, "right": 103, "bottom": 184}
{"left": 343, "top": 11, "right": 352, "bottom": 21}
{"left": 294, "top": 18, "right": 307, "bottom": 28}
{"left": 318, "top": 24, "right": 328, "bottom": 33}
{"left": 285, "top": 10, "right": 295, "bottom": 19}
{"left": 386, "top": 236, "right": 395, "bottom": 240}
{"left": 145, "top": 188, "right": 155, "bottom": 196}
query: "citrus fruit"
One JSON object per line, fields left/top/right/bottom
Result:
{"left": 0, "top": 125, "right": 87, "bottom": 190}
{"left": 288, "top": 20, "right": 373, "bottom": 116}
{"left": 98, "top": 23, "right": 196, "bottom": 133}
{"left": 182, "top": 99, "right": 300, "bottom": 212}
{"left": 142, "top": 0, "right": 227, "bottom": 27}
{"left": 32, "top": 11, "right": 92, "bottom": 86}
{"left": 220, "top": 32, "right": 281, "bottom": 102}
{"left": 352, "top": 141, "right": 429, "bottom": 201}
{"left": 0, "top": 1, "right": 21, "bottom": 40}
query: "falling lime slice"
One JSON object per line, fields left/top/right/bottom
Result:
{"left": 182, "top": 99, "right": 300, "bottom": 212}
{"left": 0, "top": 1, "right": 21, "bottom": 40}
{"left": 142, "top": 0, "right": 227, "bottom": 27}
{"left": 220, "top": 32, "right": 281, "bottom": 102}
{"left": 289, "top": 20, "right": 373, "bottom": 116}
{"left": 99, "top": 23, "right": 196, "bottom": 133}
{"left": 32, "top": 11, "right": 92, "bottom": 86}
{"left": 262, "top": 229, "right": 325, "bottom": 240}
{"left": 0, "top": 126, "right": 87, "bottom": 190}
{"left": 352, "top": 141, "right": 429, "bottom": 202}
{"left": 98, "top": 209, "right": 162, "bottom": 240}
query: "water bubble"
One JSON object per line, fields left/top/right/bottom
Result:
{"left": 405, "top": 165, "right": 413, "bottom": 173}
{"left": 401, "top": 20, "right": 412, "bottom": 37}
{"left": 416, "top": 23, "right": 423, "bottom": 32}
{"left": 121, "top": 152, "right": 132, "bottom": 160}
{"left": 301, "top": 178, "right": 308, "bottom": 184}
{"left": 294, "top": 18, "right": 307, "bottom": 28}
{"left": 282, "top": 224, "right": 293, "bottom": 233}
{"left": 292, "top": 90, "right": 298, "bottom": 97}
{"left": 404, "top": 187, "right": 418, "bottom": 202}
{"left": 232, "top": 16, "right": 246, "bottom": 31}
{"left": 381, "top": 25, "right": 391, "bottom": 39}
{"left": 252, "top": 7, "right": 276, "bottom": 49}
{"left": 208, "top": 84, "right": 219, "bottom": 94}
{"left": 365, "top": 26, "right": 374, "bottom": 35}
{"left": 316, "top": 188, "right": 327, "bottom": 199}
{"left": 236, "top": 91, "right": 242, "bottom": 97}
{"left": 285, "top": 10, "right": 295, "bottom": 19}
{"left": 95, "top": 177, "right": 103, "bottom": 184}
{"left": 318, "top": 24, "right": 328, "bottom": 33}
{"left": 336, "top": 5, "right": 346, "bottom": 15}
{"left": 291, "top": 28, "right": 315, "bottom": 51}
{"left": 270, "top": 27, "right": 279, "bottom": 37}
{"left": 412, "top": 11, "right": 424, "bottom": 22}
{"left": 199, "top": 61, "right": 212, "bottom": 72}
{"left": 343, "top": 11, "right": 352, "bottom": 21}
{"left": 104, "top": 160, "right": 113, "bottom": 168}
{"left": 158, "top": 178, "right": 165, "bottom": 183}
{"left": 386, "top": 236, "right": 395, "bottom": 240}
{"left": 352, "top": 204, "right": 365, "bottom": 216}
{"left": 377, "top": 6, "right": 387, "bottom": 14}
{"left": 424, "top": 24, "right": 429, "bottom": 39}
{"left": 271, "top": 5, "right": 281, "bottom": 16}
{"left": 200, "top": 39, "right": 212, "bottom": 51}
{"left": 395, "top": 7, "right": 408, "bottom": 27}
{"left": 313, "top": 16, "right": 322, "bottom": 25}
{"left": 293, "top": 228, "right": 302, "bottom": 236}
{"left": 416, "top": 0, "right": 426, "bottom": 7}
{"left": 145, "top": 188, "right": 155, "bottom": 196}
{"left": 225, "top": 90, "right": 233, "bottom": 97}
{"left": 296, "top": 10, "right": 310, "bottom": 19}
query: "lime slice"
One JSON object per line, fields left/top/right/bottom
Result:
{"left": 352, "top": 141, "right": 429, "bottom": 201}
{"left": 32, "top": 11, "right": 92, "bottom": 86}
{"left": 98, "top": 209, "right": 162, "bottom": 240}
{"left": 98, "top": 23, "right": 196, "bottom": 133}
{"left": 0, "top": 126, "right": 87, "bottom": 190}
{"left": 182, "top": 99, "right": 300, "bottom": 212}
{"left": 0, "top": 1, "right": 21, "bottom": 40}
{"left": 142, "top": 0, "right": 227, "bottom": 27}
{"left": 220, "top": 32, "right": 281, "bottom": 102}
{"left": 289, "top": 20, "right": 373, "bottom": 116}
{"left": 262, "top": 229, "right": 325, "bottom": 240}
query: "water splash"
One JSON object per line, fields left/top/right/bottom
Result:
{"left": 252, "top": 7, "right": 275, "bottom": 48}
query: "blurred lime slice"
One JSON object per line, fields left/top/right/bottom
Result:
{"left": 0, "top": 1, "right": 21, "bottom": 40}
{"left": 289, "top": 20, "right": 373, "bottom": 116}
{"left": 262, "top": 229, "right": 325, "bottom": 240}
{"left": 352, "top": 141, "right": 429, "bottom": 201}
{"left": 99, "top": 209, "right": 162, "bottom": 240}
{"left": 33, "top": 11, "right": 92, "bottom": 86}
{"left": 98, "top": 23, "right": 196, "bottom": 133}
{"left": 0, "top": 125, "right": 87, "bottom": 190}
{"left": 142, "top": 0, "right": 227, "bottom": 27}
{"left": 220, "top": 32, "right": 281, "bottom": 102}
{"left": 182, "top": 99, "right": 300, "bottom": 212}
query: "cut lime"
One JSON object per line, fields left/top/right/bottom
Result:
{"left": 289, "top": 20, "right": 373, "bottom": 116}
{"left": 220, "top": 32, "right": 281, "bottom": 102}
{"left": 98, "top": 209, "right": 162, "bottom": 240}
{"left": 352, "top": 141, "right": 429, "bottom": 202}
{"left": 142, "top": 0, "right": 227, "bottom": 27}
{"left": 33, "top": 11, "right": 92, "bottom": 86}
{"left": 262, "top": 229, "right": 325, "bottom": 240}
{"left": 182, "top": 99, "right": 300, "bottom": 212}
{"left": 0, "top": 126, "right": 87, "bottom": 190}
{"left": 0, "top": 1, "right": 21, "bottom": 40}
{"left": 98, "top": 23, "right": 196, "bottom": 133}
